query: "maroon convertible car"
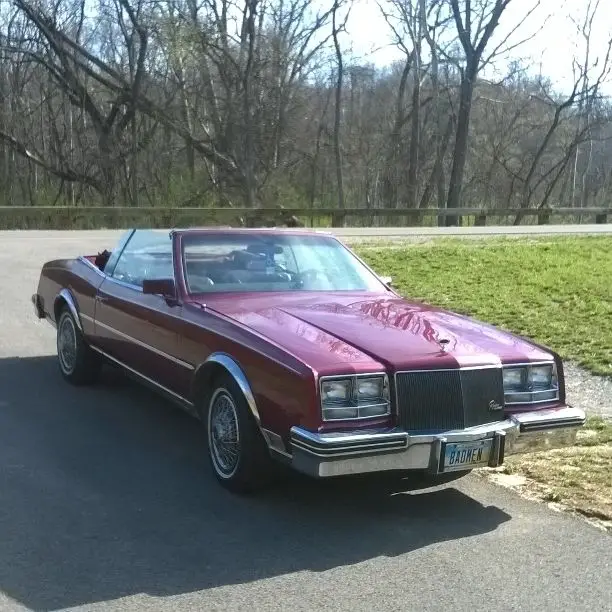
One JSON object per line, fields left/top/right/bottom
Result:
{"left": 32, "top": 227, "right": 586, "bottom": 493}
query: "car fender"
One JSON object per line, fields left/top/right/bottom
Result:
{"left": 193, "top": 352, "right": 292, "bottom": 457}
{"left": 54, "top": 288, "right": 83, "bottom": 332}
{"left": 192, "top": 352, "right": 261, "bottom": 428}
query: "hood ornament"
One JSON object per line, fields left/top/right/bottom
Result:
{"left": 438, "top": 338, "right": 450, "bottom": 352}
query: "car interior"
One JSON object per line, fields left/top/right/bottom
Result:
{"left": 88, "top": 242, "right": 304, "bottom": 293}
{"left": 85, "top": 228, "right": 342, "bottom": 293}
{"left": 185, "top": 245, "right": 297, "bottom": 293}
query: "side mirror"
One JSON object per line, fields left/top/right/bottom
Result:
{"left": 380, "top": 275, "right": 393, "bottom": 288}
{"left": 142, "top": 278, "right": 177, "bottom": 303}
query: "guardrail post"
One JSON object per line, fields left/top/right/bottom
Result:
{"left": 331, "top": 211, "right": 346, "bottom": 227}
{"left": 161, "top": 212, "right": 172, "bottom": 228}
{"left": 475, "top": 214, "right": 487, "bottom": 226}
{"left": 537, "top": 210, "right": 551, "bottom": 225}
{"left": 108, "top": 208, "right": 120, "bottom": 229}
{"left": 406, "top": 211, "right": 419, "bottom": 226}
{"left": 595, "top": 213, "right": 608, "bottom": 224}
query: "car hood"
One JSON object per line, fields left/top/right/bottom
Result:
{"left": 198, "top": 292, "right": 553, "bottom": 375}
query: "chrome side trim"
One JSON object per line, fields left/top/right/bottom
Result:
{"left": 290, "top": 427, "right": 408, "bottom": 458}
{"left": 78, "top": 255, "right": 107, "bottom": 278}
{"left": 94, "top": 319, "right": 194, "bottom": 370}
{"left": 291, "top": 439, "right": 406, "bottom": 458}
{"left": 90, "top": 345, "right": 193, "bottom": 409}
{"left": 262, "top": 429, "right": 291, "bottom": 458}
{"left": 54, "top": 288, "right": 83, "bottom": 332}
{"left": 32, "top": 293, "right": 45, "bottom": 319}
{"left": 510, "top": 406, "right": 586, "bottom": 432}
{"left": 196, "top": 353, "right": 262, "bottom": 429}
{"left": 105, "top": 276, "right": 144, "bottom": 292}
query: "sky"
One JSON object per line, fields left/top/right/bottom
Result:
{"left": 8, "top": 0, "right": 608, "bottom": 96}
{"left": 339, "top": 0, "right": 612, "bottom": 94}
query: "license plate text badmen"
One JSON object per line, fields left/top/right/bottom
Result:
{"left": 447, "top": 446, "right": 483, "bottom": 466}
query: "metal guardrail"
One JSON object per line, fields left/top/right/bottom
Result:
{"left": 0, "top": 206, "right": 609, "bottom": 227}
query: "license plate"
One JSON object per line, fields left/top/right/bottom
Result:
{"left": 443, "top": 439, "right": 492, "bottom": 472}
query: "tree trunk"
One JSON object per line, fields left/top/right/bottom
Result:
{"left": 332, "top": 4, "right": 345, "bottom": 214}
{"left": 406, "top": 53, "right": 420, "bottom": 209}
{"left": 420, "top": 114, "right": 454, "bottom": 209}
{"left": 384, "top": 58, "right": 411, "bottom": 208}
{"left": 445, "top": 71, "right": 475, "bottom": 225}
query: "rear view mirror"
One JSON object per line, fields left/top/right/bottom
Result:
{"left": 142, "top": 278, "right": 176, "bottom": 299}
{"left": 380, "top": 276, "right": 393, "bottom": 287}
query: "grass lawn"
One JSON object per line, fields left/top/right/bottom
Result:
{"left": 355, "top": 236, "right": 612, "bottom": 376}
{"left": 488, "top": 416, "right": 612, "bottom": 531}
{"left": 355, "top": 236, "right": 612, "bottom": 529}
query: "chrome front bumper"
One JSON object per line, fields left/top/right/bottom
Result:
{"left": 289, "top": 406, "right": 586, "bottom": 478}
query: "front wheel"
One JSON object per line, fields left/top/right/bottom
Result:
{"left": 203, "top": 374, "right": 275, "bottom": 494}
{"left": 56, "top": 306, "right": 100, "bottom": 385}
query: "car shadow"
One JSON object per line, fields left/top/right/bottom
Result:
{"left": 0, "top": 356, "right": 511, "bottom": 611}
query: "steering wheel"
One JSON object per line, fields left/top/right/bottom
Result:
{"left": 297, "top": 268, "right": 319, "bottom": 281}
{"left": 291, "top": 268, "right": 334, "bottom": 287}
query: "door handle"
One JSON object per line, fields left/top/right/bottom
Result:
{"left": 95, "top": 295, "right": 108, "bottom": 303}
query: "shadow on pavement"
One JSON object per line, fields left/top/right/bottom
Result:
{"left": 0, "top": 355, "right": 511, "bottom": 611}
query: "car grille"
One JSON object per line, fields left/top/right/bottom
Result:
{"left": 395, "top": 367, "right": 505, "bottom": 432}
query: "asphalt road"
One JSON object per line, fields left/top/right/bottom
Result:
{"left": 0, "top": 223, "right": 611, "bottom": 247}
{"left": 0, "top": 233, "right": 611, "bottom": 612}
{"left": 333, "top": 223, "right": 612, "bottom": 238}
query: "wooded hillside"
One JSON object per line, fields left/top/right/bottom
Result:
{"left": 1, "top": 0, "right": 610, "bottom": 225}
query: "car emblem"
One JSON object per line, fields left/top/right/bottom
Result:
{"left": 488, "top": 399, "right": 503, "bottom": 411}
{"left": 438, "top": 338, "right": 450, "bottom": 352}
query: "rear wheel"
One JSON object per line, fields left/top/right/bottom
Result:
{"left": 56, "top": 306, "right": 100, "bottom": 385}
{"left": 202, "top": 373, "right": 275, "bottom": 494}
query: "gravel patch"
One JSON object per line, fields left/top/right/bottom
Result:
{"left": 564, "top": 362, "right": 612, "bottom": 419}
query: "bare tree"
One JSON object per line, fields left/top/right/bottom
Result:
{"left": 511, "top": 2, "right": 612, "bottom": 223}
{"left": 444, "top": 0, "right": 542, "bottom": 223}
{"left": 1, "top": 0, "right": 612, "bottom": 224}
{"left": 331, "top": 0, "right": 349, "bottom": 212}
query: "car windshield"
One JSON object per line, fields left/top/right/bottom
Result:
{"left": 181, "top": 232, "right": 387, "bottom": 294}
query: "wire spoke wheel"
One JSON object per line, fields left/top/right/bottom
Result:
{"left": 57, "top": 313, "right": 78, "bottom": 375}
{"left": 208, "top": 389, "right": 241, "bottom": 478}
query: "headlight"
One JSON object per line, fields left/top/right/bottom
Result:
{"left": 356, "top": 377, "right": 385, "bottom": 400}
{"left": 531, "top": 365, "right": 554, "bottom": 388}
{"left": 321, "top": 379, "right": 351, "bottom": 403}
{"left": 502, "top": 362, "right": 559, "bottom": 404}
{"left": 320, "top": 374, "right": 390, "bottom": 421}
{"left": 502, "top": 367, "right": 524, "bottom": 389}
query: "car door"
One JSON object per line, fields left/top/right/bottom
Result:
{"left": 93, "top": 229, "right": 192, "bottom": 400}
